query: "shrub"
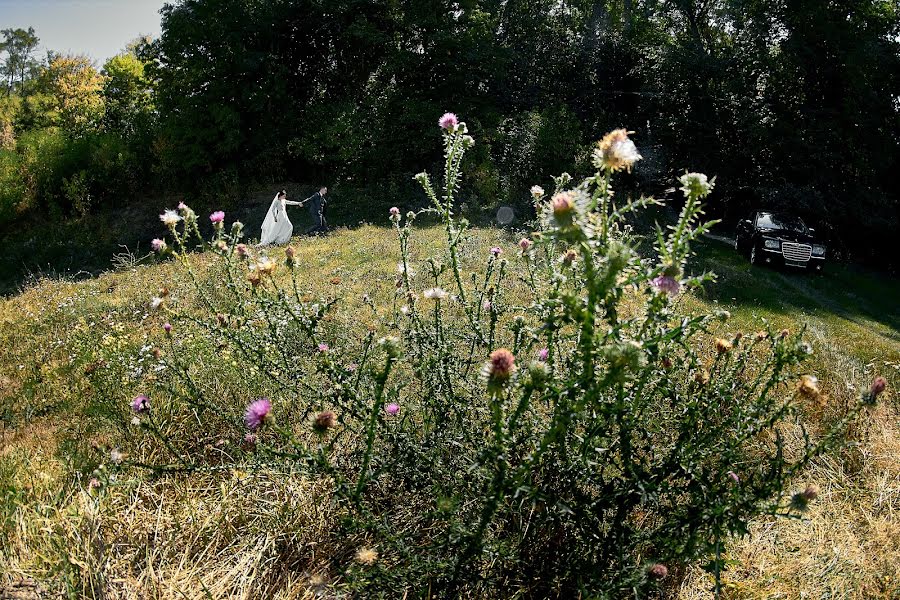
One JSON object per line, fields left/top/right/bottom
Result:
{"left": 124, "top": 116, "right": 883, "bottom": 597}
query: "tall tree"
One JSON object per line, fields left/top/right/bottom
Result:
{"left": 0, "top": 27, "right": 40, "bottom": 95}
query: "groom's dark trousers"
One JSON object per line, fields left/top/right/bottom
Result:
{"left": 304, "top": 192, "right": 327, "bottom": 235}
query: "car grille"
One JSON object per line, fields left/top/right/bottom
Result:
{"left": 782, "top": 242, "right": 812, "bottom": 262}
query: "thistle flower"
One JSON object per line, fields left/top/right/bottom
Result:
{"left": 462, "top": 134, "right": 475, "bottom": 148}
{"left": 389, "top": 206, "right": 401, "bottom": 222}
{"left": 756, "top": 330, "right": 768, "bottom": 341}
{"left": 551, "top": 192, "right": 575, "bottom": 222}
{"left": 355, "top": 547, "right": 378, "bottom": 565}
{"left": 593, "top": 129, "right": 642, "bottom": 173}
{"left": 163, "top": 322, "right": 172, "bottom": 334}
{"left": 678, "top": 172, "right": 715, "bottom": 198}
{"left": 715, "top": 338, "right": 733, "bottom": 354}
{"left": 797, "top": 375, "right": 821, "bottom": 400}
{"left": 790, "top": 484, "right": 819, "bottom": 512}
{"left": 151, "top": 238, "right": 166, "bottom": 253}
{"left": 695, "top": 369, "right": 710, "bottom": 385}
{"left": 209, "top": 211, "right": 225, "bottom": 226}
{"left": 242, "top": 433, "right": 257, "bottom": 450}
{"left": 317, "top": 343, "right": 329, "bottom": 353}
{"left": 285, "top": 246, "right": 295, "bottom": 267}
{"left": 530, "top": 185, "right": 545, "bottom": 200}
{"left": 150, "top": 296, "right": 164, "bottom": 310}
{"left": 647, "top": 563, "right": 668, "bottom": 580}
{"left": 518, "top": 238, "right": 533, "bottom": 252}
{"left": 110, "top": 449, "right": 123, "bottom": 464}
{"left": 727, "top": 470, "right": 740, "bottom": 483}
{"left": 424, "top": 287, "right": 449, "bottom": 301}
{"left": 88, "top": 477, "right": 101, "bottom": 492}
{"left": 439, "top": 112, "right": 458, "bottom": 130}
{"left": 537, "top": 348, "right": 549, "bottom": 362}
{"left": 651, "top": 275, "right": 681, "bottom": 296}
{"left": 214, "top": 240, "right": 228, "bottom": 252}
{"left": 490, "top": 246, "right": 503, "bottom": 257}
{"left": 313, "top": 410, "right": 337, "bottom": 433}
{"left": 255, "top": 257, "right": 277, "bottom": 276}
{"left": 863, "top": 376, "right": 887, "bottom": 405}
{"left": 131, "top": 394, "right": 150, "bottom": 413}
{"left": 561, "top": 249, "right": 577, "bottom": 266}
{"left": 483, "top": 348, "right": 516, "bottom": 389}
{"left": 159, "top": 209, "right": 182, "bottom": 227}
{"left": 235, "top": 244, "right": 250, "bottom": 260}
{"left": 231, "top": 221, "right": 244, "bottom": 235}
{"left": 385, "top": 403, "right": 400, "bottom": 416}
{"left": 483, "top": 300, "right": 492, "bottom": 312}
{"left": 244, "top": 398, "right": 272, "bottom": 430}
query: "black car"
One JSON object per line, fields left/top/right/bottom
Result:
{"left": 735, "top": 211, "right": 826, "bottom": 271}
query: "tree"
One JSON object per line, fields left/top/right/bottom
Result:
{"left": 0, "top": 27, "right": 40, "bottom": 95}
{"left": 102, "top": 51, "right": 154, "bottom": 138}
{"left": 43, "top": 54, "right": 106, "bottom": 136}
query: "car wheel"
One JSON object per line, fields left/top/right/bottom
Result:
{"left": 750, "top": 245, "right": 758, "bottom": 265}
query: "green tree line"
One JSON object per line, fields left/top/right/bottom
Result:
{"left": 1, "top": 1, "right": 898, "bottom": 265}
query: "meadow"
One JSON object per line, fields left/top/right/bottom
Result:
{"left": 1, "top": 207, "right": 897, "bottom": 597}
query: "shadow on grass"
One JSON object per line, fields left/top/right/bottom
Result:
{"left": 690, "top": 237, "right": 900, "bottom": 345}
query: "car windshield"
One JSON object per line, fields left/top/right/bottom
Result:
{"left": 756, "top": 213, "right": 808, "bottom": 234}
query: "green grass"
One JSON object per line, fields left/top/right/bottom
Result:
{"left": 1, "top": 223, "right": 898, "bottom": 598}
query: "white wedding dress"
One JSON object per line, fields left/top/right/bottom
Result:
{"left": 259, "top": 194, "right": 303, "bottom": 246}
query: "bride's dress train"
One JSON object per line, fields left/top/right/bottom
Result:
{"left": 259, "top": 193, "right": 302, "bottom": 246}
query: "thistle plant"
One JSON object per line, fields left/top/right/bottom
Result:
{"left": 123, "top": 114, "right": 885, "bottom": 598}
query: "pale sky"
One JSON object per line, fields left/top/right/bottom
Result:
{"left": 0, "top": 0, "right": 167, "bottom": 65}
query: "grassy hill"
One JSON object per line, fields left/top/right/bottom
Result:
{"left": 1, "top": 222, "right": 898, "bottom": 598}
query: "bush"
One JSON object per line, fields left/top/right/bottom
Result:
{"left": 120, "top": 117, "right": 882, "bottom": 597}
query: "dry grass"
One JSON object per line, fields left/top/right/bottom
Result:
{"left": 1, "top": 225, "right": 898, "bottom": 598}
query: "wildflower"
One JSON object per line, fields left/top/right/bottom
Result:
{"left": 424, "top": 287, "right": 449, "bottom": 301}
{"left": 379, "top": 336, "right": 401, "bottom": 358}
{"left": 317, "top": 343, "right": 329, "bottom": 353}
{"left": 247, "top": 271, "right": 262, "bottom": 287}
{"left": 88, "top": 477, "right": 101, "bottom": 492}
{"left": 780, "top": 328, "right": 790, "bottom": 338}
{"left": 601, "top": 340, "right": 647, "bottom": 372}
{"left": 385, "top": 403, "right": 400, "bottom": 416}
{"left": 400, "top": 305, "right": 410, "bottom": 315}
{"left": 790, "top": 484, "right": 819, "bottom": 512}
{"left": 647, "top": 563, "right": 668, "bottom": 580}
{"left": 285, "top": 246, "right": 295, "bottom": 267}
{"left": 151, "top": 238, "right": 166, "bottom": 253}
{"left": 355, "top": 547, "right": 378, "bottom": 565}
{"left": 231, "top": 221, "right": 244, "bottom": 235}
{"left": 538, "top": 348, "right": 549, "bottom": 362}
{"left": 756, "top": 330, "right": 768, "bottom": 341}
{"left": 797, "top": 375, "right": 821, "bottom": 400}
{"left": 530, "top": 185, "right": 545, "bottom": 200}
{"left": 661, "top": 356, "right": 673, "bottom": 369}
{"left": 110, "top": 449, "right": 123, "bottom": 464}
{"left": 150, "top": 296, "right": 164, "bottom": 310}
{"left": 214, "top": 240, "right": 228, "bottom": 252}
{"left": 593, "top": 129, "right": 642, "bottom": 173}
{"left": 727, "top": 471, "right": 740, "bottom": 483}
{"left": 551, "top": 192, "right": 575, "bottom": 222}
{"left": 483, "top": 348, "right": 516, "bottom": 389}
{"left": 414, "top": 171, "right": 429, "bottom": 185}
{"left": 217, "top": 313, "right": 227, "bottom": 326}
{"left": 242, "top": 433, "right": 257, "bottom": 450}
{"left": 462, "top": 134, "right": 475, "bottom": 148}
{"left": 209, "top": 211, "right": 225, "bottom": 226}
{"left": 439, "top": 112, "right": 458, "bottom": 130}
{"left": 715, "top": 338, "right": 733, "bottom": 354}
{"left": 695, "top": 369, "right": 710, "bottom": 385}
{"left": 678, "top": 172, "right": 715, "bottom": 198}
{"left": 561, "top": 249, "right": 577, "bottom": 267}
{"left": 518, "top": 238, "right": 533, "bottom": 252}
{"left": 490, "top": 246, "right": 503, "bottom": 257}
{"left": 131, "top": 394, "right": 150, "bottom": 413}
{"left": 235, "top": 244, "right": 250, "bottom": 260}
{"left": 254, "top": 257, "right": 276, "bottom": 276}
{"left": 734, "top": 332, "right": 743, "bottom": 342}
{"left": 863, "top": 376, "right": 887, "bottom": 405}
{"left": 159, "top": 209, "right": 182, "bottom": 227}
{"left": 483, "top": 300, "right": 492, "bottom": 312}
{"left": 130, "top": 416, "right": 141, "bottom": 426}
{"left": 651, "top": 275, "right": 681, "bottom": 296}
{"left": 313, "top": 410, "right": 337, "bottom": 433}
{"left": 163, "top": 322, "right": 172, "bottom": 334}
{"left": 244, "top": 398, "right": 272, "bottom": 430}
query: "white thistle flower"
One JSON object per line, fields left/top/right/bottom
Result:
{"left": 423, "top": 287, "right": 449, "bottom": 300}
{"left": 150, "top": 296, "right": 164, "bottom": 310}
{"left": 530, "top": 185, "right": 545, "bottom": 199}
{"left": 678, "top": 172, "right": 715, "bottom": 198}
{"left": 159, "top": 209, "right": 182, "bottom": 226}
{"left": 110, "top": 449, "right": 123, "bottom": 464}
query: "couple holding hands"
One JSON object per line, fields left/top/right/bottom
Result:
{"left": 259, "top": 186, "right": 328, "bottom": 246}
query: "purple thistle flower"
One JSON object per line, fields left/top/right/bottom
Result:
{"left": 389, "top": 206, "right": 400, "bottom": 217}
{"left": 210, "top": 211, "right": 225, "bottom": 225}
{"left": 163, "top": 322, "right": 172, "bottom": 334}
{"left": 385, "top": 403, "right": 400, "bottom": 416}
{"left": 244, "top": 398, "right": 272, "bottom": 430}
{"left": 131, "top": 394, "right": 150, "bottom": 413}
{"left": 151, "top": 238, "right": 166, "bottom": 252}
{"left": 490, "top": 246, "right": 502, "bottom": 257}
{"left": 538, "top": 348, "right": 549, "bottom": 362}
{"left": 439, "top": 112, "right": 458, "bottom": 130}
{"left": 651, "top": 275, "right": 681, "bottom": 296}
{"left": 318, "top": 343, "right": 329, "bottom": 353}
{"left": 518, "top": 238, "right": 533, "bottom": 252}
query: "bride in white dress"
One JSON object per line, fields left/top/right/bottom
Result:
{"left": 259, "top": 190, "right": 304, "bottom": 246}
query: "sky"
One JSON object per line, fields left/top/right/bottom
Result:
{"left": 0, "top": 0, "right": 166, "bottom": 65}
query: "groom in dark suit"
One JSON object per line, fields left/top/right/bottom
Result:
{"left": 302, "top": 186, "right": 328, "bottom": 235}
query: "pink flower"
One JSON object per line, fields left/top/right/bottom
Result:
{"left": 727, "top": 471, "right": 740, "bottom": 483}
{"left": 551, "top": 192, "right": 574, "bottom": 217}
{"left": 210, "top": 211, "right": 225, "bottom": 225}
{"left": 538, "top": 348, "right": 549, "bottom": 362}
{"left": 244, "top": 398, "right": 272, "bottom": 430}
{"left": 163, "top": 322, "right": 172, "bottom": 334}
{"left": 177, "top": 201, "right": 187, "bottom": 211}
{"left": 870, "top": 376, "right": 887, "bottom": 398}
{"left": 389, "top": 207, "right": 400, "bottom": 217}
{"left": 131, "top": 394, "right": 150, "bottom": 413}
{"left": 490, "top": 247, "right": 502, "bottom": 257}
{"left": 317, "top": 343, "right": 329, "bottom": 353}
{"left": 648, "top": 564, "right": 668, "bottom": 580}
{"left": 518, "top": 238, "right": 533, "bottom": 252}
{"left": 483, "top": 300, "right": 492, "bottom": 312}
{"left": 385, "top": 403, "right": 400, "bottom": 416}
{"left": 439, "top": 112, "right": 458, "bottom": 130}
{"left": 235, "top": 244, "right": 250, "bottom": 260}
{"left": 651, "top": 275, "right": 681, "bottom": 296}
{"left": 487, "top": 348, "right": 516, "bottom": 382}
{"left": 151, "top": 238, "right": 166, "bottom": 252}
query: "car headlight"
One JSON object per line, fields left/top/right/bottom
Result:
{"left": 812, "top": 245, "right": 826, "bottom": 256}
{"left": 763, "top": 238, "right": 780, "bottom": 250}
